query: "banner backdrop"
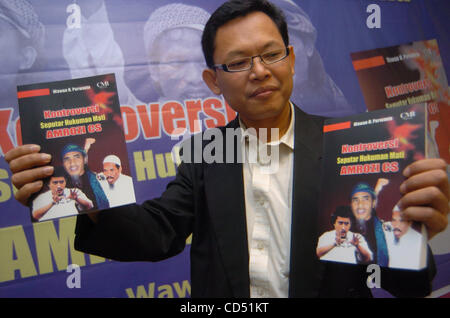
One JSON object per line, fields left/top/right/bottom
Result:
{"left": 0, "top": 0, "right": 449, "bottom": 298}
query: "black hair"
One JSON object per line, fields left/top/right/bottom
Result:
{"left": 51, "top": 166, "right": 67, "bottom": 179}
{"left": 330, "top": 206, "right": 355, "bottom": 226}
{"left": 201, "top": 0, "right": 289, "bottom": 69}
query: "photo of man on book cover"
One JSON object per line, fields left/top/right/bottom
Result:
{"left": 17, "top": 73, "right": 136, "bottom": 222}
{"left": 317, "top": 104, "right": 428, "bottom": 270}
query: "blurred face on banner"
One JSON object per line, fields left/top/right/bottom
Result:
{"left": 0, "top": 19, "right": 22, "bottom": 75}
{"left": 287, "top": 32, "right": 312, "bottom": 86}
{"left": 0, "top": 0, "right": 45, "bottom": 104}
{"left": 270, "top": 1, "right": 314, "bottom": 87}
{"left": 0, "top": 19, "right": 36, "bottom": 96}
{"left": 149, "top": 27, "right": 210, "bottom": 100}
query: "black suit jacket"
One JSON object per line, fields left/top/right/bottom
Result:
{"left": 75, "top": 105, "right": 435, "bottom": 297}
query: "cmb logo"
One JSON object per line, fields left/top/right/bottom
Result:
{"left": 97, "top": 81, "right": 110, "bottom": 89}
{"left": 400, "top": 111, "right": 416, "bottom": 120}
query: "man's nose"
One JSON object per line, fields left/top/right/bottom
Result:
{"left": 250, "top": 57, "right": 270, "bottom": 80}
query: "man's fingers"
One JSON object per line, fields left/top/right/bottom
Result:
{"left": 398, "top": 186, "right": 448, "bottom": 216}
{"left": 14, "top": 180, "right": 44, "bottom": 206}
{"left": 4, "top": 144, "right": 41, "bottom": 163}
{"left": 9, "top": 152, "right": 52, "bottom": 173}
{"left": 401, "top": 206, "right": 448, "bottom": 239}
{"left": 11, "top": 166, "right": 54, "bottom": 189}
{"left": 398, "top": 185, "right": 449, "bottom": 240}
{"left": 400, "top": 168, "right": 449, "bottom": 199}
{"left": 403, "top": 158, "right": 447, "bottom": 177}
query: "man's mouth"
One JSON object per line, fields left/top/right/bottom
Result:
{"left": 356, "top": 209, "right": 367, "bottom": 216}
{"left": 250, "top": 86, "right": 277, "bottom": 98}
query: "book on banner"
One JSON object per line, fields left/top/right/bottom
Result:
{"left": 316, "top": 103, "right": 436, "bottom": 270}
{"left": 350, "top": 39, "right": 449, "bottom": 176}
{"left": 17, "top": 73, "right": 136, "bottom": 222}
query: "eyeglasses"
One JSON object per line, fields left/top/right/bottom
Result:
{"left": 213, "top": 47, "right": 290, "bottom": 72}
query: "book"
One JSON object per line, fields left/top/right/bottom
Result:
{"left": 17, "top": 73, "right": 136, "bottom": 222}
{"left": 317, "top": 104, "right": 431, "bottom": 270}
{"left": 350, "top": 39, "right": 450, "bottom": 170}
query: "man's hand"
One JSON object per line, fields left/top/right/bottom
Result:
{"left": 4, "top": 144, "right": 54, "bottom": 206}
{"left": 84, "top": 138, "right": 96, "bottom": 153}
{"left": 398, "top": 158, "right": 449, "bottom": 240}
{"left": 52, "top": 192, "right": 63, "bottom": 204}
{"left": 350, "top": 233, "right": 360, "bottom": 247}
{"left": 68, "top": 188, "right": 79, "bottom": 201}
{"left": 335, "top": 231, "right": 345, "bottom": 245}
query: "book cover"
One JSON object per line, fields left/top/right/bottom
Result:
{"left": 17, "top": 73, "right": 136, "bottom": 222}
{"left": 350, "top": 39, "right": 449, "bottom": 172}
{"left": 317, "top": 104, "right": 429, "bottom": 270}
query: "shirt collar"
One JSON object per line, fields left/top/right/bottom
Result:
{"left": 239, "top": 102, "right": 295, "bottom": 150}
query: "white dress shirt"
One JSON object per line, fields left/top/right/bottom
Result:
{"left": 385, "top": 225, "right": 427, "bottom": 270}
{"left": 99, "top": 174, "right": 136, "bottom": 208}
{"left": 240, "top": 102, "right": 295, "bottom": 298}
{"left": 32, "top": 188, "right": 92, "bottom": 221}
{"left": 316, "top": 230, "right": 373, "bottom": 264}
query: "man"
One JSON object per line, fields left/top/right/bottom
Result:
{"left": 317, "top": 206, "right": 372, "bottom": 264}
{"left": 99, "top": 154, "right": 136, "bottom": 207}
{"left": 144, "top": 3, "right": 212, "bottom": 101}
{"left": 60, "top": 143, "right": 109, "bottom": 211}
{"left": 385, "top": 208, "right": 427, "bottom": 270}
{"left": 5, "top": 0, "right": 449, "bottom": 298}
{"left": 32, "top": 166, "right": 93, "bottom": 221}
{"left": 349, "top": 182, "right": 389, "bottom": 266}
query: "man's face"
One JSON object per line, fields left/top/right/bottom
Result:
{"left": 203, "top": 11, "right": 295, "bottom": 126}
{"left": 334, "top": 216, "right": 351, "bottom": 240}
{"left": 62, "top": 151, "right": 85, "bottom": 177}
{"left": 49, "top": 176, "right": 66, "bottom": 196}
{"left": 391, "top": 211, "right": 411, "bottom": 240}
{"left": 103, "top": 162, "right": 121, "bottom": 185}
{"left": 351, "top": 191, "right": 375, "bottom": 221}
{"left": 149, "top": 27, "right": 211, "bottom": 100}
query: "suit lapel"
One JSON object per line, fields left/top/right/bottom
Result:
{"left": 204, "top": 118, "right": 250, "bottom": 297}
{"left": 289, "top": 106, "right": 325, "bottom": 297}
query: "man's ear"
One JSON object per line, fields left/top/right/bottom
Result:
{"left": 202, "top": 68, "right": 222, "bottom": 95}
{"left": 288, "top": 45, "right": 296, "bottom": 75}
{"left": 19, "top": 46, "right": 37, "bottom": 70}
